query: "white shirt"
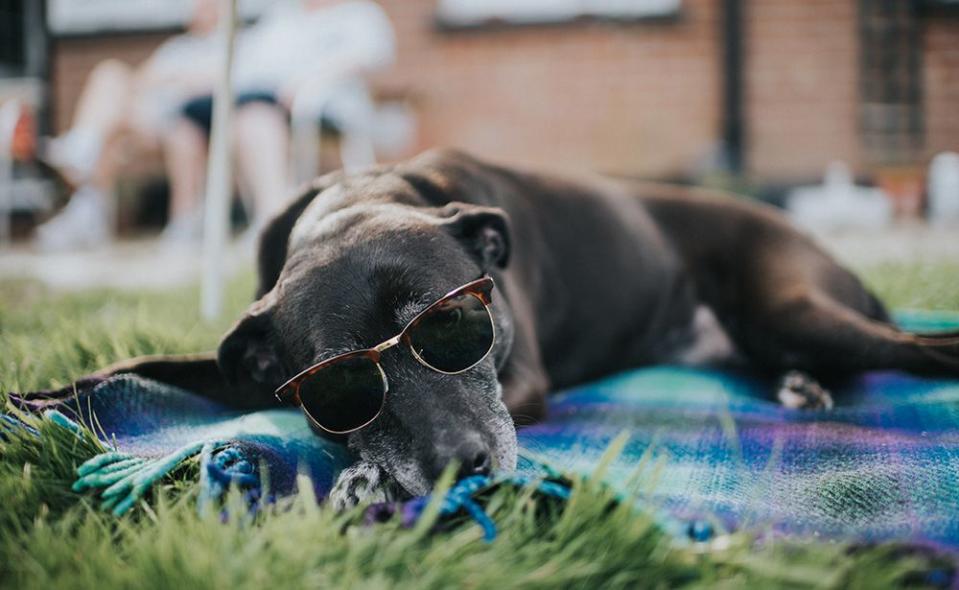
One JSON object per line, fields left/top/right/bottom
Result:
{"left": 135, "top": 32, "right": 223, "bottom": 130}
{"left": 234, "top": 0, "right": 395, "bottom": 96}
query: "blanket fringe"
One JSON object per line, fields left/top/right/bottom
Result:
{"left": 42, "top": 410, "right": 230, "bottom": 516}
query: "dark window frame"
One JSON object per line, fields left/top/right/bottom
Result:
{"left": 858, "top": 0, "right": 924, "bottom": 165}
{"left": 0, "top": 0, "right": 26, "bottom": 76}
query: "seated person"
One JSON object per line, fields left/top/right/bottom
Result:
{"left": 36, "top": 0, "right": 223, "bottom": 251}
{"left": 167, "top": 0, "right": 397, "bottom": 241}
{"left": 37, "top": 0, "right": 395, "bottom": 251}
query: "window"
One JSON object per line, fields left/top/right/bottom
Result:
{"left": 436, "top": 0, "right": 681, "bottom": 29}
{"left": 858, "top": 0, "right": 923, "bottom": 164}
{"left": 46, "top": 0, "right": 271, "bottom": 36}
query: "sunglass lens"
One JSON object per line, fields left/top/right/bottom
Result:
{"left": 298, "top": 355, "right": 385, "bottom": 433}
{"left": 408, "top": 293, "right": 494, "bottom": 373}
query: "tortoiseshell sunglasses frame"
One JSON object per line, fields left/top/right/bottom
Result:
{"left": 274, "top": 276, "right": 496, "bottom": 434}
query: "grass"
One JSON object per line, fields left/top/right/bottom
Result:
{"left": 1, "top": 259, "right": 958, "bottom": 589}
{"left": 855, "top": 261, "right": 959, "bottom": 312}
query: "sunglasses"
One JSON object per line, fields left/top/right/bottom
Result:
{"left": 275, "top": 276, "right": 497, "bottom": 434}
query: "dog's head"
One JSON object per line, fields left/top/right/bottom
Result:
{"left": 218, "top": 170, "right": 518, "bottom": 495}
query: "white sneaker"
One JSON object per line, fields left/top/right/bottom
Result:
{"left": 41, "top": 129, "right": 102, "bottom": 186}
{"left": 34, "top": 186, "right": 112, "bottom": 252}
{"left": 159, "top": 209, "right": 204, "bottom": 250}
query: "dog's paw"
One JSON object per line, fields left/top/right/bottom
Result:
{"left": 329, "top": 461, "right": 400, "bottom": 512}
{"left": 777, "top": 370, "right": 834, "bottom": 410}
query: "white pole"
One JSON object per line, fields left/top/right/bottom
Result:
{"left": 201, "top": 0, "right": 238, "bottom": 321}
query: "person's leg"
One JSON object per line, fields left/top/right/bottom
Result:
{"left": 159, "top": 118, "right": 209, "bottom": 243}
{"left": 33, "top": 61, "right": 138, "bottom": 251}
{"left": 47, "top": 59, "right": 136, "bottom": 184}
{"left": 70, "top": 60, "right": 135, "bottom": 134}
{"left": 164, "top": 120, "right": 208, "bottom": 221}
{"left": 233, "top": 101, "right": 290, "bottom": 227}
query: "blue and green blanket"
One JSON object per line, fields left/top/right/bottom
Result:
{"left": 7, "top": 311, "right": 959, "bottom": 548}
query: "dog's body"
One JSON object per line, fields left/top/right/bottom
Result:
{"left": 56, "top": 149, "right": 959, "bottom": 504}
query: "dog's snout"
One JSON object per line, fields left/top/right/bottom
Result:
{"left": 432, "top": 439, "right": 492, "bottom": 480}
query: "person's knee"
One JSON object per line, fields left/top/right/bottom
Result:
{"left": 90, "top": 59, "right": 134, "bottom": 84}
{"left": 165, "top": 119, "right": 207, "bottom": 153}
{"left": 235, "top": 102, "right": 287, "bottom": 135}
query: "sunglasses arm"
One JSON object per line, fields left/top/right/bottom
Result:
{"left": 274, "top": 381, "right": 300, "bottom": 404}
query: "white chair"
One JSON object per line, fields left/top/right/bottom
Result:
{"left": 289, "top": 77, "right": 378, "bottom": 184}
{"left": 290, "top": 79, "right": 376, "bottom": 184}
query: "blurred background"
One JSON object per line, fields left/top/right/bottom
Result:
{"left": 0, "top": 0, "right": 957, "bottom": 294}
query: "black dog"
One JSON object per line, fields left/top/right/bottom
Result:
{"left": 46, "top": 149, "right": 959, "bottom": 506}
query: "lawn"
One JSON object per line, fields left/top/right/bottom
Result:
{"left": 1, "top": 259, "right": 958, "bottom": 589}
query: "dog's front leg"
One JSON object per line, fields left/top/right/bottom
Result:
{"left": 9, "top": 353, "right": 276, "bottom": 411}
{"left": 329, "top": 461, "right": 402, "bottom": 511}
{"left": 777, "top": 370, "right": 834, "bottom": 410}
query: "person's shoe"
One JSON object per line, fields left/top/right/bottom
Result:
{"left": 33, "top": 186, "right": 112, "bottom": 252}
{"left": 39, "top": 129, "right": 102, "bottom": 187}
{"left": 159, "top": 209, "right": 204, "bottom": 251}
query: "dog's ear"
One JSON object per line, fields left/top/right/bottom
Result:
{"left": 441, "top": 203, "right": 511, "bottom": 271}
{"left": 256, "top": 172, "right": 344, "bottom": 297}
{"left": 217, "top": 292, "right": 283, "bottom": 389}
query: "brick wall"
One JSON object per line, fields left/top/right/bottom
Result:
{"left": 745, "top": 0, "right": 861, "bottom": 180}
{"left": 46, "top": 1, "right": 959, "bottom": 183}
{"left": 375, "top": 0, "right": 721, "bottom": 177}
{"left": 923, "top": 16, "right": 959, "bottom": 159}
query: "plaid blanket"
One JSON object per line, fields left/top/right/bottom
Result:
{"left": 8, "top": 310, "right": 959, "bottom": 547}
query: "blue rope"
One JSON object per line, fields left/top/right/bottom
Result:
{"left": 396, "top": 473, "right": 572, "bottom": 542}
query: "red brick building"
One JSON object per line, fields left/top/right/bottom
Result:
{"left": 32, "top": 0, "right": 959, "bottom": 184}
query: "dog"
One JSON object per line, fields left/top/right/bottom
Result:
{"left": 44, "top": 149, "right": 959, "bottom": 507}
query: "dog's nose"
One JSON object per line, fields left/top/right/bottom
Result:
{"left": 455, "top": 440, "right": 492, "bottom": 479}
{"left": 434, "top": 440, "right": 492, "bottom": 480}
{"left": 460, "top": 443, "right": 492, "bottom": 478}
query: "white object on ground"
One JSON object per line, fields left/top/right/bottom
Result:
{"left": 928, "top": 152, "right": 959, "bottom": 225}
{"left": 787, "top": 161, "right": 893, "bottom": 231}
{"left": 33, "top": 185, "right": 112, "bottom": 252}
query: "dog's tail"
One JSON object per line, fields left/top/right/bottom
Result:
{"left": 828, "top": 321, "right": 959, "bottom": 375}
{"left": 857, "top": 291, "right": 959, "bottom": 373}
{"left": 912, "top": 328, "right": 959, "bottom": 340}
{"left": 906, "top": 331, "right": 959, "bottom": 374}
